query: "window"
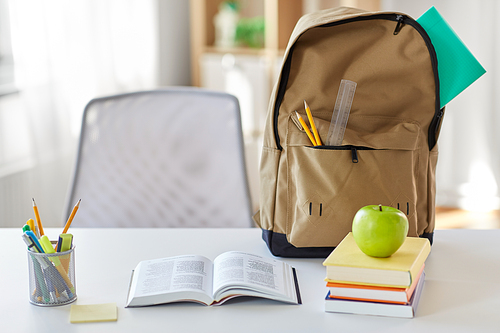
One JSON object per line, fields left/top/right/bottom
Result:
{"left": 0, "top": 0, "right": 15, "bottom": 95}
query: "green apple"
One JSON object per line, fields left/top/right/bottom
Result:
{"left": 352, "top": 204, "right": 409, "bottom": 258}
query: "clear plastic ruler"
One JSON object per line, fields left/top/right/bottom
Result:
{"left": 326, "top": 79, "right": 357, "bottom": 146}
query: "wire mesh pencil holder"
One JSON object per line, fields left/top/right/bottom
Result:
{"left": 27, "top": 246, "right": 77, "bottom": 306}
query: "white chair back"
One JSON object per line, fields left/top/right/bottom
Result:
{"left": 65, "top": 88, "right": 254, "bottom": 227}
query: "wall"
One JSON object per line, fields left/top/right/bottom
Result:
{"left": 158, "top": 0, "right": 192, "bottom": 86}
{"left": 0, "top": 0, "right": 191, "bottom": 227}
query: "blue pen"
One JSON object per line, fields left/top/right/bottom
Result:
{"left": 21, "top": 234, "right": 50, "bottom": 303}
{"left": 21, "top": 234, "right": 48, "bottom": 302}
{"left": 25, "top": 231, "right": 44, "bottom": 253}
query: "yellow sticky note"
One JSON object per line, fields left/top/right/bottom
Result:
{"left": 70, "top": 303, "right": 118, "bottom": 323}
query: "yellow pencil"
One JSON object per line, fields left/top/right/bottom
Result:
{"left": 62, "top": 199, "right": 81, "bottom": 234}
{"left": 295, "top": 111, "right": 317, "bottom": 146}
{"left": 304, "top": 100, "right": 322, "bottom": 145}
{"left": 32, "top": 198, "right": 44, "bottom": 236}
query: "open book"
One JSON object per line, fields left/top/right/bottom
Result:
{"left": 126, "top": 251, "right": 301, "bottom": 307}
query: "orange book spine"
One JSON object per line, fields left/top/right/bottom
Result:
{"left": 326, "top": 264, "right": 425, "bottom": 302}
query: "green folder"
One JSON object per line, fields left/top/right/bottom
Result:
{"left": 417, "top": 6, "right": 486, "bottom": 108}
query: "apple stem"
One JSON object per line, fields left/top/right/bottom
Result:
{"left": 379, "top": 204, "right": 382, "bottom": 212}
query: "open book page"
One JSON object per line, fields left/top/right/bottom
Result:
{"left": 212, "top": 251, "right": 300, "bottom": 304}
{"left": 126, "top": 255, "right": 214, "bottom": 307}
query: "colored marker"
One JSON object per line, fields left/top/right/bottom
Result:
{"left": 33, "top": 236, "right": 57, "bottom": 302}
{"left": 40, "top": 236, "right": 76, "bottom": 294}
{"left": 26, "top": 219, "right": 37, "bottom": 237}
{"left": 57, "top": 234, "right": 73, "bottom": 273}
{"left": 35, "top": 236, "right": 75, "bottom": 298}
{"left": 25, "top": 233, "right": 74, "bottom": 299}
{"left": 21, "top": 234, "right": 50, "bottom": 303}
{"left": 39, "top": 236, "right": 58, "bottom": 257}
{"left": 56, "top": 234, "right": 73, "bottom": 252}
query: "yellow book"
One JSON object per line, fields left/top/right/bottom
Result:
{"left": 323, "top": 233, "right": 430, "bottom": 288}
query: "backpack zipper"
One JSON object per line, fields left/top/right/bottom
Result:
{"left": 428, "top": 107, "right": 445, "bottom": 148}
{"left": 401, "top": 16, "right": 442, "bottom": 150}
{"left": 351, "top": 147, "right": 358, "bottom": 163}
{"left": 393, "top": 15, "right": 405, "bottom": 35}
{"left": 272, "top": 13, "right": 441, "bottom": 151}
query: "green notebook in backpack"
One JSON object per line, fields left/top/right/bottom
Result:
{"left": 417, "top": 6, "right": 486, "bottom": 108}
{"left": 254, "top": 7, "right": 444, "bottom": 257}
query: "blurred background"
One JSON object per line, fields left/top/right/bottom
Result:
{"left": 0, "top": 0, "right": 497, "bottom": 228}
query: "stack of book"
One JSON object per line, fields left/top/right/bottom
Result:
{"left": 322, "top": 232, "right": 431, "bottom": 318}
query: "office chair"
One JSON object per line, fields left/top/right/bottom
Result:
{"left": 64, "top": 87, "right": 254, "bottom": 227}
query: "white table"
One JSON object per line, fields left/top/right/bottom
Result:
{"left": 1, "top": 228, "right": 499, "bottom": 332}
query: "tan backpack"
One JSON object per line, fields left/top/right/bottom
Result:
{"left": 253, "top": 7, "right": 444, "bottom": 257}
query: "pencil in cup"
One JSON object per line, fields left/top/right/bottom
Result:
{"left": 62, "top": 199, "right": 80, "bottom": 234}
{"left": 32, "top": 198, "right": 44, "bottom": 237}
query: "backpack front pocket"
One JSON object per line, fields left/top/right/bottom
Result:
{"left": 285, "top": 115, "right": 421, "bottom": 248}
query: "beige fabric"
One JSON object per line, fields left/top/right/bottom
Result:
{"left": 256, "top": 7, "right": 439, "bottom": 248}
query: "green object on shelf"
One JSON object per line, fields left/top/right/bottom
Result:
{"left": 235, "top": 16, "right": 265, "bottom": 49}
{"left": 223, "top": 0, "right": 239, "bottom": 12}
{"left": 417, "top": 6, "right": 486, "bottom": 108}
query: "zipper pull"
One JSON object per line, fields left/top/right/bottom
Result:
{"left": 428, "top": 108, "right": 445, "bottom": 150}
{"left": 393, "top": 15, "right": 405, "bottom": 35}
{"left": 433, "top": 107, "right": 445, "bottom": 140}
{"left": 351, "top": 147, "right": 358, "bottom": 163}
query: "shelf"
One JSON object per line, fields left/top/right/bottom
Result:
{"left": 189, "top": 0, "right": 302, "bottom": 86}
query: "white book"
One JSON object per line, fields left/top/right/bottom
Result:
{"left": 325, "top": 272, "right": 425, "bottom": 318}
{"left": 126, "top": 251, "right": 301, "bottom": 307}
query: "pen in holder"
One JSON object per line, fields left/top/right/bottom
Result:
{"left": 26, "top": 246, "right": 77, "bottom": 306}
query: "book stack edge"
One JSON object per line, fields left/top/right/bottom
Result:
{"left": 322, "top": 232, "right": 431, "bottom": 318}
